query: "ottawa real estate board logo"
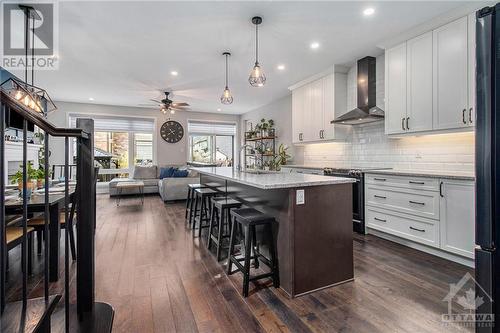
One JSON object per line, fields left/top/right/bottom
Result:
{"left": 1, "top": 1, "right": 59, "bottom": 70}
{"left": 442, "top": 272, "right": 494, "bottom": 328}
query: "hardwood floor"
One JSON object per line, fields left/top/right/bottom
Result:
{"left": 7, "top": 194, "right": 474, "bottom": 332}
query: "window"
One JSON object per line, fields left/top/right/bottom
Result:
{"left": 188, "top": 121, "right": 236, "bottom": 166}
{"left": 69, "top": 114, "right": 155, "bottom": 180}
{"left": 134, "top": 133, "right": 153, "bottom": 165}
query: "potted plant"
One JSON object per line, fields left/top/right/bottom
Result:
{"left": 273, "top": 144, "right": 291, "bottom": 171}
{"left": 12, "top": 162, "right": 38, "bottom": 191}
{"left": 257, "top": 118, "right": 275, "bottom": 137}
{"left": 35, "top": 167, "right": 48, "bottom": 189}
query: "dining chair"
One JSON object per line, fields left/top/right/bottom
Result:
{"left": 6, "top": 226, "right": 35, "bottom": 276}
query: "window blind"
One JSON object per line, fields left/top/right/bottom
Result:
{"left": 69, "top": 114, "right": 154, "bottom": 132}
{"left": 188, "top": 120, "right": 236, "bottom": 136}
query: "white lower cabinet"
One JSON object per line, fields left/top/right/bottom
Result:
{"left": 365, "top": 173, "right": 475, "bottom": 262}
{"left": 439, "top": 179, "right": 475, "bottom": 258}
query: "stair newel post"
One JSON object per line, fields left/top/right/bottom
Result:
{"left": 21, "top": 119, "right": 28, "bottom": 308}
{"left": 0, "top": 102, "right": 5, "bottom": 314}
{"left": 75, "top": 118, "right": 95, "bottom": 318}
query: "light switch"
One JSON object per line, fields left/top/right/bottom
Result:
{"left": 296, "top": 189, "right": 305, "bottom": 205}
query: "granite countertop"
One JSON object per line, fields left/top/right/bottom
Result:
{"left": 364, "top": 169, "right": 475, "bottom": 181}
{"left": 192, "top": 167, "right": 355, "bottom": 190}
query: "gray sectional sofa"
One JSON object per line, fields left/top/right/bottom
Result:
{"left": 109, "top": 165, "right": 199, "bottom": 201}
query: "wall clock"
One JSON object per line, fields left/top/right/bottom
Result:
{"left": 160, "top": 120, "right": 184, "bottom": 143}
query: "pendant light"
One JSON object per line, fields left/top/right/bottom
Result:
{"left": 220, "top": 52, "right": 233, "bottom": 104}
{"left": 248, "top": 16, "right": 266, "bottom": 87}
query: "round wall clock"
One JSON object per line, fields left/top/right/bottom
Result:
{"left": 160, "top": 120, "right": 184, "bottom": 143}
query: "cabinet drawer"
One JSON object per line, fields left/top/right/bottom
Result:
{"left": 365, "top": 174, "right": 439, "bottom": 192}
{"left": 366, "top": 208, "right": 439, "bottom": 248}
{"left": 366, "top": 185, "right": 440, "bottom": 220}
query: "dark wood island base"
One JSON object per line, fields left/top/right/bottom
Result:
{"left": 199, "top": 172, "right": 354, "bottom": 298}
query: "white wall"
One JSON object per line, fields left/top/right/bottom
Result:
{"left": 239, "top": 95, "right": 295, "bottom": 163}
{"left": 47, "top": 101, "right": 240, "bottom": 166}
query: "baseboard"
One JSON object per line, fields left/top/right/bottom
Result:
{"left": 367, "top": 228, "right": 475, "bottom": 268}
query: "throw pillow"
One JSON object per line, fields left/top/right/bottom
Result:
{"left": 172, "top": 169, "right": 189, "bottom": 178}
{"left": 133, "top": 165, "right": 157, "bottom": 179}
{"left": 159, "top": 167, "right": 176, "bottom": 179}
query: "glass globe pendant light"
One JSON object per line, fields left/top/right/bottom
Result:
{"left": 220, "top": 52, "right": 233, "bottom": 104}
{"left": 248, "top": 16, "right": 266, "bottom": 87}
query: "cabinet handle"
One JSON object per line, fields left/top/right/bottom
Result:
{"left": 374, "top": 178, "right": 386, "bottom": 181}
{"left": 406, "top": 117, "right": 410, "bottom": 130}
{"left": 402, "top": 118, "right": 406, "bottom": 131}
{"left": 374, "top": 217, "right": 387, "bottom": 223}
{"left": 462, "top": 109, "right": 467, "bottom": 124}
{"left": 374, "top": 195, "right": 387, "bottom": 199}
{"left": 299, "top": 133, "right": 303, "bottom": 141}
{"left": 410, "top": 226, "right": 426, "bottom": 232}
{"left": 409, "top": 181, "right": 425, "bottom": 185}
{"left": 439, "top": 181, "right": 444, "bottom": 197}
{"left": 469, "top": 108, "right": 473, "bottom": 124}
{"left": 409, "top": 200, "right": 425, "bottom": 206}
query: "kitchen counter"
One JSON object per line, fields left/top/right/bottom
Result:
{"left": 365, "top": 169, "right": 475, "bottom": 181}
{"left": 196, "top": 166, "right": 354, "bottom": 297}
{"left": 192, "top": 167, "right": 355, "bottom": 189}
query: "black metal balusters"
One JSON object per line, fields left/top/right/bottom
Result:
{"left": 64, "top": 137, "right": 70, "bottom": 332}
{"left": 44, "top": 132, "right": 50, "bottom": 305}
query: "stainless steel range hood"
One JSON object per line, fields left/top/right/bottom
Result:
{"left": 331, "top": 56, "right": 384, "bottom": 125}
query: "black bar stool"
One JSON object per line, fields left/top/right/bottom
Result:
{"left": 186, "top": 183, "right": 206, "bottom": 224}
{"left": 227, "top": 208, "right": 279, "bottom": 297}
{"left": 192, "top": 188, "right": 219, "bottom": 237}
{"left": 207, "top": 197, "right": 242, "bottom": 261}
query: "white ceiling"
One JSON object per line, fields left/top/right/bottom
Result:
{"left": 13, "top": 1, "right": 479, "bottom": 115}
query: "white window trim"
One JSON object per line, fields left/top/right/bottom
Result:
{"left": 67, "top": 112, "right": 157, "bottom": 175}
{"left": 186, "top": 119, "right": 237, "bottom": 164}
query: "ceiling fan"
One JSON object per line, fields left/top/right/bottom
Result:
{"left": 146, "top": 91, "right": 190, "bottom": 114}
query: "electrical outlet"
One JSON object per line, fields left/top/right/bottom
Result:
{"left": 296, "top": 189, "right": 305, "bottom": 205}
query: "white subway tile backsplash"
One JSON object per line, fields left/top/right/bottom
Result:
{"left": 297, "top": 122, "right": 474, "bottom": 172}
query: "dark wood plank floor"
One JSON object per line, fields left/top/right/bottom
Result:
{"left": 6, "top": 194, "right": 474, "bottom": 332}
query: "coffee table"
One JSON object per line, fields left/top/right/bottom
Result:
{"left": 115, "top": 181, "right": 145, "bottom": 206}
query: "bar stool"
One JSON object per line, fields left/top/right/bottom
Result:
{"left": 227, "top": 208, "right": 279, "bottom": 297}
{"left": 192, "top": 188, "right": 219, "bottom": 237}
{"left": 207, "top": 197, "right": 242, "bottom": 261}
{"left": 186, "top": 183, "right": 206, "bottom": 224}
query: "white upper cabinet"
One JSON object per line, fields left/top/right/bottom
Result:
{"left": 290, "top": 69, "right": 348, "bottom": 144}
{"left": 385, "top": 14, "right": 476, "bottom": 135}
{"left": 292, "top": 85, "right": 306, "bottom": 143}
{"left": 385, "top": 42, "right": 407, "bottom": 134}
{"left": 467, "top": 13, "right": 476, "bottom": 127}
{"left": 406, "top": 31, "right": 433, "bottom": 133}
{"left": 432, "top": 16, "right": 469, "bottom": 130}
{"left": 439, "top": 180, "right": 475, "bottom": 258}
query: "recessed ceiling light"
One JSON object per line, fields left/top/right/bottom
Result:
{"left": 217, "top": 108, "right": 221, "bottom": 112}
{"left": 310, "top": 42, "right": 320, "bottom": 49}
{"left": 363, "top": 8, "right": 375, "bottom": 16}
{"left": 277, "top": 64, "right": 286, "bottom": 71}
{"left": 88, "top": 97, "right": 94, "bottom": 101}
{"left": 170, "top": 71, "right": 178, "bottom": 76}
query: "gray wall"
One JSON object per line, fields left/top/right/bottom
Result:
{"left": 47, "top": 101, "right": 240, "bottom": 166}
{"left": 239, "top": 94, "right": 295, "bottom": 164}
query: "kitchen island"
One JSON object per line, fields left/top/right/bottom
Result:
{"left": 193, "top": 167, "right": 356, "bottom": 297}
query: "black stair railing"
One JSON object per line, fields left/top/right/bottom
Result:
{"left": 1, "top": 76, "right": 114, "bottom": 332}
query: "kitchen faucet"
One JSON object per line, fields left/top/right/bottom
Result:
{"left": 236, "top": 144, "right": 253, "bottom": 172}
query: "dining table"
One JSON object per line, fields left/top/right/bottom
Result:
{"left": 4, "top": 186, "right": 76, "bottom": 282}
